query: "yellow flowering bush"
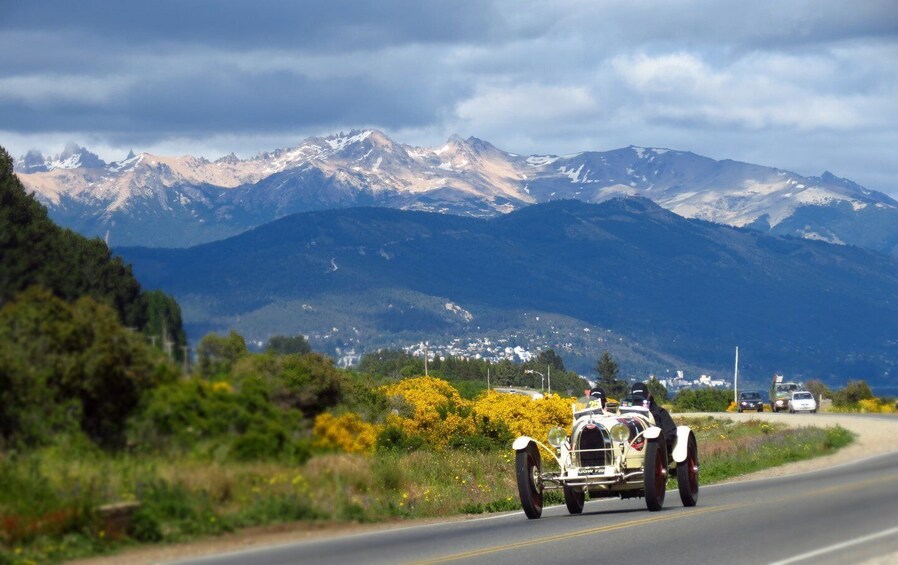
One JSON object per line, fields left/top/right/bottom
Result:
{"left": 472, "top": 391, "right": 574, "bottom": 441}
{"left": 210, "top": 381, "right": 234, "bottom": 394}
{"left": 313, "top": 412, "right": 382, "bottom": 454}
{"left": 381, "top": 376, "right": 475, "bottom": 449}
{"left": 858, "top": 398, "right": 897, "bottom": 414}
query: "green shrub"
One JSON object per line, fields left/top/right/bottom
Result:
{"left": 231, "top": 352, "right": 346, "bottom": 417}
{"left": 824, "top": 426, "right": 853, "bottom": 450}
{"left": 127, "top": 507, "right": 163, "bottom": 542}
{"left": 832, "top": 380, "right": 874, "bottom": 407}
{"left": 128, "top": 377, "right": 307, "bottom": 462}
{"left": 376, "top": 425, "right": 426, "bottom": 452}
{"left": 672, "top": 388, "right": 732, "bottom": 412}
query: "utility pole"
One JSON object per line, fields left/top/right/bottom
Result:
{"left": 487, "top": 367, "right": 490, "bottom": 390}
{"left": 181, "top": 345, "right": 190, "bottom": 375}
{"left": 424, "top": 342, "right": 429, "bottom": 377}
{"left": 733, "top": 346, "right": 739, "bottom": 404}
{"left": 548, "top": 365, "right": 551, "bottom": 395}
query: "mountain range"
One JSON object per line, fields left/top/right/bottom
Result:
{"left": 117, "top": 198, "right": 898, "bottom": 386}
{"left": 16, "top": 131, "right": 898, "bottom": 254}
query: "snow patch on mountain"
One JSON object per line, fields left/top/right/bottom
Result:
{"left": 526, "top": 155, "right": 558, "bottom": 167}
{"left": 14, "top": 130, "right": 896, "bottom": 249}
{"left": 326, "top": 130, "right": 373, "bottom": 151}
{"left": 445, "top": 302, "right": 474, "bottom": 322}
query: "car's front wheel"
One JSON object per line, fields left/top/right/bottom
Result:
{"left": 563, "top": 485, "right": 585, "bottom": 514}
{"left": 516, "top": 443, "right": 543, "bottom": 519}
{"left": 677, "top": 433, "right": 699, "bottom": 507}
{"left": 643, "top": 439, "right": 668, "bottom": 511}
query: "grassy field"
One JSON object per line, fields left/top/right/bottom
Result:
{"left": 0, "top": 417, "right": 852, "bottom": 564}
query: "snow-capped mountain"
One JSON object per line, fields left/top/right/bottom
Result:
{"left": 15, "top": 142, "right": 107, "bottom": 173}
{"left": 14, "top": 130, "right": 898, "bottom": 251}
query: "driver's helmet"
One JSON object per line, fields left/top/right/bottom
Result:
{"left": 631, "top": 382, "right": 650, "bottom": 398}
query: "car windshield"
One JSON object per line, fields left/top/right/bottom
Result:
{"left": 776, "top": 384, "right": 798, "bottom": 393}
{"left": 740, "top": 393, "right": 760, "bottom": 400}
{"left": 793, "top": 392, "right": 813, "bottom": 400}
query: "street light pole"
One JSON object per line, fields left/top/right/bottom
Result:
{"left": 525, "top": 369, "right": 545, "bottom": 392}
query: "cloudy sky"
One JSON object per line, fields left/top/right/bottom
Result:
{"left": 2, "top": 0, "right": 897, "bottom": 194}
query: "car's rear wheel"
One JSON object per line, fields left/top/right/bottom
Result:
{"left": 677, "top": 433, "right": 699, "bottom": 507}
{"left": 738, "top": 408, "right": 743, "bottom": 413}
{"left": 758, "top": 407, "right": 763, "bottom": 413}
{"left": 643, "top": 440, "right": 667, "bottom": 511}
{"left": 563, "top": 485, "right": 585, "bottom": 514}
{"left": 516, "top": 443, "right": 543, "bottom": 519}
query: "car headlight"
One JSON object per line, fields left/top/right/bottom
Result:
{"left": 741, "top": 402, "right": 747, "bottom": 406}
{"left": 548, "top": 427, "right": 567, "bottom": 448}
{"left": 610, "top": 423, "right": 630, "bottom": 443}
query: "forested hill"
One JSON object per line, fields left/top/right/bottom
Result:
{"left": 0, "top": 145, "right": 182, "bottom": 344}
{"left": 120, "top": 198, "right": 898, "bottom": 385}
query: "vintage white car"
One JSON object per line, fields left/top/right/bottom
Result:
{"left": 513, "top": 394, "right": 699, "bottom": 519}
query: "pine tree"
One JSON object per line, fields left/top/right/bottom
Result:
{"left": 595, "top": 351, "right": 628, "bottom": 398}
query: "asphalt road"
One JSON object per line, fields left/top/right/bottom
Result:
{"left": 176, "top": 437, "right": 898, "bottom": 565}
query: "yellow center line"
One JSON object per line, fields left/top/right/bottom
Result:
{"left": 411, "top": 471, "right": 898, "bottom": 565}
{"left": 411, "top": 504, "right": 735, "bottom": 565}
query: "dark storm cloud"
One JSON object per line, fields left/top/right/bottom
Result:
{"left": 0, "top": 61, "right": 469, "bottom": 142}
{"left": 1, "top": 0, "right": 518, "bottom": 53}
{"left": 1, "top": 0, "right": 896, "bottom": 194}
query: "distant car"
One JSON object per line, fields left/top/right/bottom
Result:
{"left": 790, "top": 391, "right": 817, "bottom": 413}
{"left": 737, "top": 392, "right": 764, "bottom": 413}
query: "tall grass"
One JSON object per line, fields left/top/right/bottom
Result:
{"left": 0, "top": 419, "right": 853, "bottom": 563}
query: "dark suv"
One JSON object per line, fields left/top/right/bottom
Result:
{"left": 738, "top": 391, "right": 764, "bottom": 413}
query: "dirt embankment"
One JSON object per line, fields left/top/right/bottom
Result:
{"left": 70, "top": 413, "right": 898, "bottom": 565}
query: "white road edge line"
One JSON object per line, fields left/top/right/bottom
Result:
{"left": 769, "top": 525, "right": 898, "bottom": 565}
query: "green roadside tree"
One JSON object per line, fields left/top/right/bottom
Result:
{"left": 196, "top": 331, "right": 248, "bottom": 378}
{"left": 142, "top": 289, "right": 187, "bottom": 361}
{"left": 595, "top": 351, "right": 629, "bottom": 398}
{"left": 832, "top": 380, "right": 874, "bottom": 408}
{"left": 266, "top": 334, "right": 312, "bottom": 355}
{"left": 0, "top": 286, "right": 177, "bottom": 448}
{"left": 647, "top": 376, "right": 669, "bottom": 402}
{"left": 230, "top": 352, "right": 346, "bottom": 417}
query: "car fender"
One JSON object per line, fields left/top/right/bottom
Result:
{"left": 672, "top": 426, "right": 694, "bottom": 463}
{"left": 512, "top": 436, "right": 535, "bottom": 451}
{"left": 513, "top": 436, "right": 564, "bottom": 468}
{"left": 644, "top": 426, "right": 662, "bottom": 440}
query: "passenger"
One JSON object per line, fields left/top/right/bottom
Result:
{"left": 589, "top": 387, "right": 607, "bottom": 409}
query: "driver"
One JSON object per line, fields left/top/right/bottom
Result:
{"left": 632, "top": 382, "right": 677, "bottom": 453}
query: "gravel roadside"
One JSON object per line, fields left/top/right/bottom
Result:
{"left": 69, "top": 412, "right": 898, "bottom": 565}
